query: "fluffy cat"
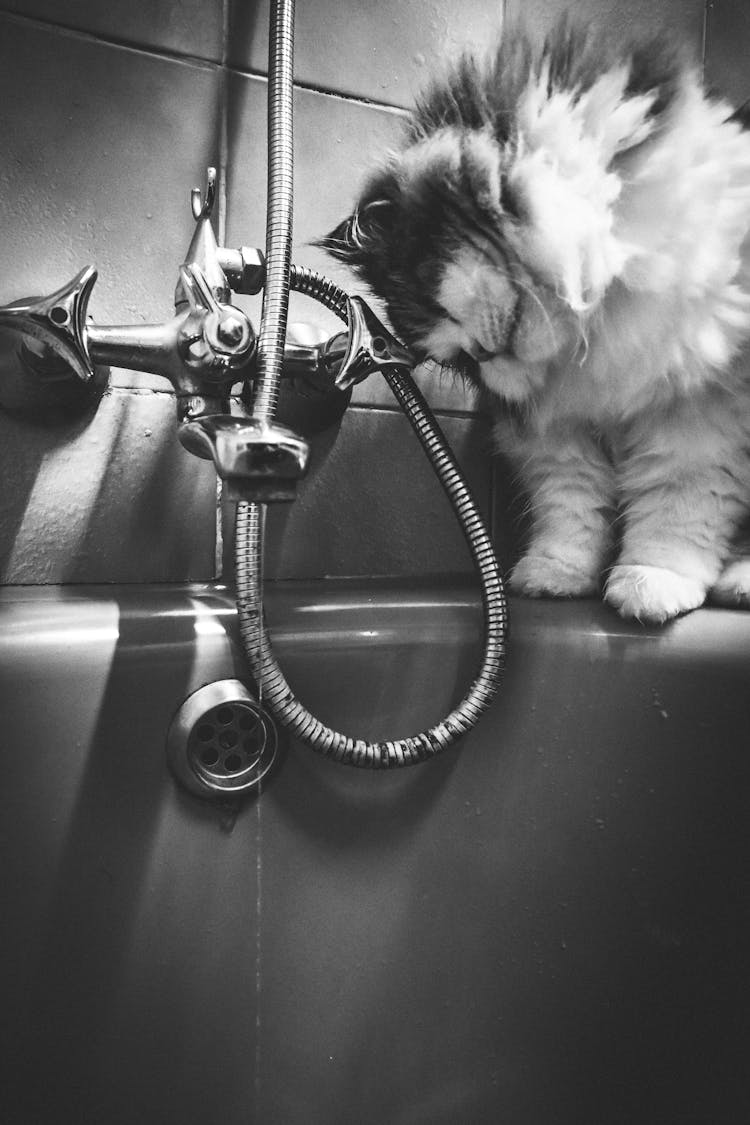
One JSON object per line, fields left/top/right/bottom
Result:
{"left": 320, "top": 17, "right": 750, "bottom": 623}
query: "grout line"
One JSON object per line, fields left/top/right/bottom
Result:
{"left": 99, "top": 377, "right": 483, "bottom": 418}
{"left": 0, "top": 8, "right": 411, "bottom": 115}
{"left": 217, "top": 1, "right": 230, "bottom": 247}
{"left": 0, "top": 8, "right": 219, "bottom": 70}
{"left": 231, "top": 67, "right": 412, "bottom": 115}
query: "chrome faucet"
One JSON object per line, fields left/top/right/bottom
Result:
{"left": 0, "top": 167, "right": 412, "bottom": 501}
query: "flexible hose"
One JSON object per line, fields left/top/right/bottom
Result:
{"left": 234, "top": 0, "right": 508, "bottom": 767}
{"left": 252, "top": 0, "right": 294, "bottom": 424}
{"left": 234, "top": 0, "right": 294, "bottom": 720}
{"left": 235, "top": 268, "right": 508, "bottom": 768}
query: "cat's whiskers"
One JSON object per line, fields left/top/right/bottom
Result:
{"left": 510, "top": 274, "right": 559, "bottom": 348}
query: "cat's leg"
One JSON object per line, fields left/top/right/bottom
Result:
{"left": 711, "top": 559, "right": 750, "bottom": 606}
{"left": 710, "top": 529, "right": 750, "bottom": 606}
{"left": 501, "top": 421, "right": 615, "bottom": 597}
{"left": 605, "top": 399, "right": 750, "bottom": 623}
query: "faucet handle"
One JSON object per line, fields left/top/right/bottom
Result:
{"left": 179, "top": 263, "right": 256, "bottom": 369}
{"left": 0, "top": 265, "right": 97, "bottom": 382}
{"left": 333, "top": 296, "right": 413, "bottom": 390}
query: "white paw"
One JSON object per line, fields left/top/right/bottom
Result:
{"left": 710, "top": 560, "right": 750, "bottom": 607}
{"left": 605, "top": 564, "right": 706, "bottom": 624}
{"left": 510, "top": 554, "right": 599, "bottom": 598}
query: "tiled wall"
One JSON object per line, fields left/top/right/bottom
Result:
{"left": 0, "top": 0, "right": 735, "bottom": 584}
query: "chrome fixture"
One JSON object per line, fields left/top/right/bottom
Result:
{"left": 0, "top": 160, "right": 409, "bottom": 500}
{"left": 0, "top": 166, "right": 315, "bottom": 501}
{"left": 167, "top": 679, "right": 277, "bottom": 800}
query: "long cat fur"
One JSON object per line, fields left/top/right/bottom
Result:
{"left": 321, "top": 17, "right": 750, "bottom": 623}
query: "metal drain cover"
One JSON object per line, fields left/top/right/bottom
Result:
{"left": 167, "top": 679, "right": 277, "bottom": 799}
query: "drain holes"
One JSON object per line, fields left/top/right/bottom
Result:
{"left": 168, "top": 680, "right": 279, "bottom": 799}
{"left": 185, "top": 699, "right": 268, "bottom": 786}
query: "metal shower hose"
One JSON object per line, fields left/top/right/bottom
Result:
{"left": 234, "top": 0, "right": 508, "bottom": 768}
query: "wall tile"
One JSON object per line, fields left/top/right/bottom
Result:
{"left": 222, "top": 406, "right": 494, "bottom": 580}
{"left": 0, "top": 2, "right": 224, "bottom": 62}
{"left": 705, "top": 0, "right": 750, "bottom": 108}
{"left": 228, "top": 0, "right": 705, "bottom": 110}
{"left": 505, "top": 0, "right": 706, "bottom": 52}
{"left": 0, "top": 388, "right": 217, "bottom": 583}
{"left": 225, "top": 73, "right": 480, "bottom": 415}
{"left": 0, "top": 15, "right": 222, "bottom": 582}
{"left": 0, "top": 16, "right": 222, "bottom": 355}
{"left": 224, "top": 70, "right": 404, "bottom": 307}
{"left": 228, "top": 0, "right": 507, "bottom": 110}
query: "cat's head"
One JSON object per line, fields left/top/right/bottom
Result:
{"left": 321, "top": 129, "right": 576, "bottom": 401}
{"left": 320, "top": 50, "right": 665, "bottom": 403}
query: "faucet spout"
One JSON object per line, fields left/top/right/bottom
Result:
{"left": 178, "top": 412, "right": 309, "bottom": 502}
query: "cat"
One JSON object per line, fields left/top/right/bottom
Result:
{"left": 320, "top": 16, "right": 750, "bottom": 624}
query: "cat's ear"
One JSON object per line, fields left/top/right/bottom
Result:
{"left": 317, "top": 197, "right": 394, "bottom": 265}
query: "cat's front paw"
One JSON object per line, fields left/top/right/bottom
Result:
{"left": 510, "top": 554, "right": 600, "bottom": 598}
{"left": 710, "top": 560, "right": 750, "bottom": 607}
{"left": 605, "top": 564, "right": 706, "bottom": 623}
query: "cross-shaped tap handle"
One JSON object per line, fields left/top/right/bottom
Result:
{"left": 0, "top": 265, "right": 97, "bottom": 382}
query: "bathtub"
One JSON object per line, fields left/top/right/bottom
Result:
{"left": 1, "top": 580, "right": 748, "bottom": 1124}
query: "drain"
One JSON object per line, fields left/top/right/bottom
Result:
{"left": 167, "top": 679, "right": 278, "bottom": 799}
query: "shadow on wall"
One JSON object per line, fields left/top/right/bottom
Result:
{"left": 0, "top": 387, "right": 217, "bottom": 584}
{"left": 0, "top": 393, "right": 133, "bottom": 583}
{"left": 59, "top": 392, "right": 217, "bottom": 584}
